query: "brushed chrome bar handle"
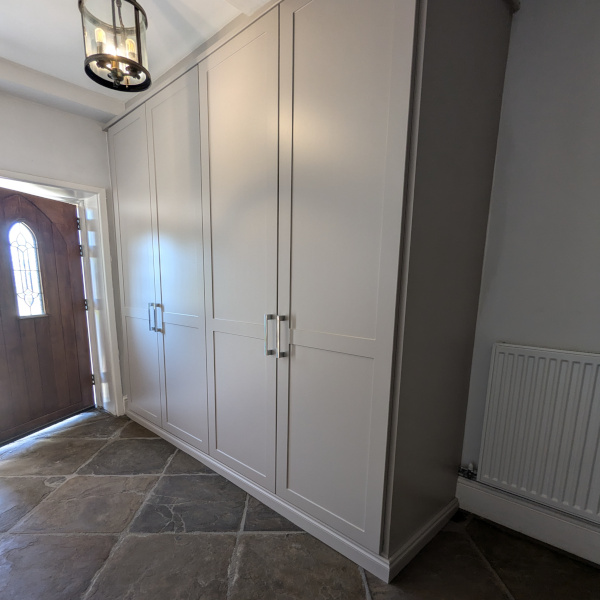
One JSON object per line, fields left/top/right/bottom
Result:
{"left": 276, "top": 315, "right": 288, "bottom": 359}
{"left": 264, "top": 314, "right": 275, "bottom": 356}
{"left": 148, "top": 303, "right": 155, "bottom": 331}
{"left": 155, "top": 304, "right": 163, "bottom": 334}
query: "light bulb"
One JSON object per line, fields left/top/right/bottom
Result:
{"left": 95, "top": 28, "right": 106, "bottom": 54}
{"left": 126, "top": 38, "right": 137, "bottom": 61}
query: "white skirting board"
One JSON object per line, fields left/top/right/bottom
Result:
{"left": 126, "top": 410, "right": 456, "bottom": 582}
{"left": 387, "top": 498, "right": 459, "bottom": 581}
{"left": 456, "top": 478, "right": 600, "bottom": 566}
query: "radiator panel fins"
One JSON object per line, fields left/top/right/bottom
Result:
{"left": 479, "top": 343, "right": 600, "bottom": 523}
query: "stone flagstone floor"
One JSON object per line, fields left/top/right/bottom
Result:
{"left": 0, "top": 410, "right": 599, "bottom": 599}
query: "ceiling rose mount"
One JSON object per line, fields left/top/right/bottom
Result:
{"left": 79, "top": 0, "right": 151, "bottom": 92}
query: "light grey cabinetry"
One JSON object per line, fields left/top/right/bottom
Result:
{"left": 110, "top": 0, "right": 512, "bottom": 581}
{"left": 198, "top": 3, "right": 415, "bottom": 546}
{"left": 109, "top": 108, "right": 161, "bottom": 426}
{"left": 110, "top": 69, "right": 209, "bottom": 451}
{"left": 199, "top": 10, "right": 279, "bottom": 492}
{"left": 276, "top": 0, "right": 417, "bottom": 552}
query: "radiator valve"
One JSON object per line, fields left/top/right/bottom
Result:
{"left": 458, "top": 463, "right": 477, "bottom": 480}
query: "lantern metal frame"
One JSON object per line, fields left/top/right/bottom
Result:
{"left": 78, "top": 0, "right": 151, "bottom": 92}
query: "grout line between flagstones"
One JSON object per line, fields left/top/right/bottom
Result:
{"left": 226, "top": 493, "right": 250, "bottom": 600}
{"left": 4, "top": 437, "right": 121, "bottom": 533}
{"left": 0, "top": 414, "right": 134, "bottom": 533}
{"left": 359, "top": 567, "right": 373, "bottom": 600}
{"left": 80, "top": 442, "right": 179, "bottom": 600}
{"left": 3, "top": 530, "right": 307, "bottom": 539}
{"left": 465, "top": 529, "right": 517, "bottom": 600}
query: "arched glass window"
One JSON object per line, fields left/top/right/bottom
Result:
{"left": 8, "top": 222, "right": 45, "bottom": 317}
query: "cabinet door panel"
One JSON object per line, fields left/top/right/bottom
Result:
{"left": 200, "top": 10, "right": 279, "bottom": 491}
{"left": 146, "top": 69, "right": 208, "bottom": 450}
{"left": 277, "top": 0, "right": 417, "bottom": 551}
{"left": 109, "top": 108, "right": 162, "bottom": 425}
{"left": 123, "top": 312, "right": 162, "bottom": 423}
{"left": 206, "top": 23, "right": 279, "bottom": 327}
{"left": 287, "top": 346, "right": 374, "bottom": 529}
{"left": 213, "top": 332, "right": 275, "bottom": 481}
{"left": 162, "top": 323, "right": 207, "bottom": 446}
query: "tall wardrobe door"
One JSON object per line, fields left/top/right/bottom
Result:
{"left": 109, "top": 108, "right": 162, "bottom": 425}
{"left": 199, "top": 10, "right": 279, "bottom": 491}
{"left": 277, "top": 0, "right": 417, "bottom": 550}
{"left": 146, "top": 69, "right": 209, "bottom": 451}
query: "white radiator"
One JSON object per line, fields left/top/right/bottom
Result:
{"left": 478, "top": 343, "right": 600, "bottom": 525}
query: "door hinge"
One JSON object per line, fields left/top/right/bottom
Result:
{"left": 79, "top": 244, "right": 84, "bottom": 257}
{"left": 91, "top": 374, "right": 96, "bottom": 386}
{"left": 84, "top": 299, "right": 89, "bottom": 311}
{"left": 76, "top": 217, "right": 81, "bottom": 230}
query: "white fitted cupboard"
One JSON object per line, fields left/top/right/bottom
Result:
{"left": 109, "top": 0, "right": 513, "bottom": 581}
{"left": 109, "top": 69, "right": 209, "bottom": 451}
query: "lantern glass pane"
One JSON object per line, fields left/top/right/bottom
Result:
{"left": 139, "top": 20, "right": 148, "bottom": 68}
{"left": 80, "top": 0, "right": 150, "bottom": 91}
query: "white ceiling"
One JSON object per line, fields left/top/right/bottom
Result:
{"left": 0, "top": 0, "right": 271, "bottom": 120}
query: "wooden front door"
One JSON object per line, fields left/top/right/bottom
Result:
{"left": 0, "top": 190, "right": 94, "bottom": 444}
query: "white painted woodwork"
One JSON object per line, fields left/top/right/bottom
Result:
{"left": 109, "top": 108, "right": 162, "bottom": 424}
{"left": 277, "top": 0, "right": 416, "bottom": 551}
{"left": 146, "top": 69, "right": 209, "bottom": 451}
{"left": 213, "top": 333, "right": 273, "bottom": 479}
{"left": 457, "top": 478, "right": 600, "bottom": 569}
{"left": 199, "top": 10, "right": 279, "bottom": 491}
{"left": 110, "top": 71, "right": 209, "bottom": 442}
{"left": 124, "top": 316, "right": 162, "bottom": 422}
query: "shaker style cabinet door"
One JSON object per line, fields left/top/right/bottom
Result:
{"left": 276, "top": 0, "right": 417, "bottom": 551}
{"left": 199, "top": 10, "right": 279, "bottom": 491}
{"left": 146, "top": 69, "right": 209, "bottom": 451}
{"left": 109, "top": 107, "right": 162, "bottom": 425}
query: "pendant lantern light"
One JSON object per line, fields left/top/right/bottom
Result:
{"left": 79, "top": 0, "right": 151, "bottom": 92}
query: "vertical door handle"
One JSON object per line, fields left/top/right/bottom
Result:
{"left": 154, "top": 304, "right": 163, "bottom": 334}
{"left": 276, "top": 315, "right": 288, "bottom": 358}
{"left": 148, "top": 303, "right": 155, "bottom": 331}
{"left": 264, "top": 314, "right": 275, "bottom": 356}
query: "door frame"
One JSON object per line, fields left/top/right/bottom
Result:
{"left": 0, "top": 169, "right": 123, "bottom": 416}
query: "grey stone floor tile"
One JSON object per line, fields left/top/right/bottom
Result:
{"left": 467, "top": 518, "right": 600, "bottom": 600}
{"left": 228, "top": 533, "right": 365, "bottom": 600}
{"left": 164, "top": 449, "right": 215, "bottom": 474}
{"left": 85, "top": 533, "right": 236, "bottom": 600}
{"left": 0, "top": 477, "right": 64, "bottom": 532}
{"left": 78, "top": 438, "right": 176, "bottom": 475}
{"left": 366, "top": 531, "right": 508, "bottom": 600}
{"left": 0, "top": 534, "right": 117, "bottom": 600}
{"left": 130, "top": 474, "right": 246, "bottom": 533}
{"left": 0, "top": 438, "right": 107, "bottom": 476}
{"left": 119, "top": 421, "right": 159, "bottom": 438}
{"left": 244, "top": 496, "right": 302, "bottom": 532}
{"left": 14, "top": 475, "right": 157, "bottom": 533}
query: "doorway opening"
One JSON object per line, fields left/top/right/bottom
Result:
{"left": 0, "top": 172, "right": 122, "bottom": 445}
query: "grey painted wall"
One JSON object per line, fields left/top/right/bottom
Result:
{"left": 462, "top": 0, "right": 600, "bottom": 465}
